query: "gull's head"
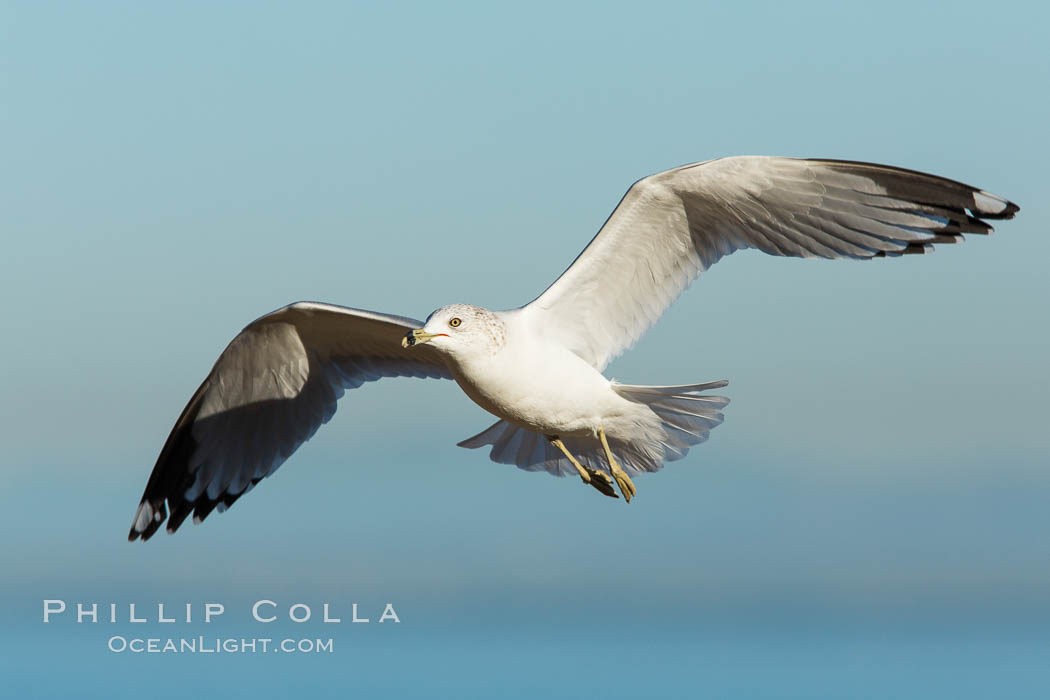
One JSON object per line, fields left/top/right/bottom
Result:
{"left": 402, "top": 304, "right": 505, "bottom": 359}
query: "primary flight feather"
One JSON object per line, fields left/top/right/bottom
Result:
{"left": 129, "top": 156, "right": 1018, "bottom": 541}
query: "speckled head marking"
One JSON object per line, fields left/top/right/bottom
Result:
{"left": 401, "top": 304, "right": 506, "bottom": 358}
{"left": 430, "top": 304, "right": 506, "bottom": 346}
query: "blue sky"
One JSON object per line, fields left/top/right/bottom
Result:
{"left": 2, "top": 1, "right": 1049, "bottom": 697}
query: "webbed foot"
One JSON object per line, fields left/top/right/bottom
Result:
{"left": 549, "top": 436, "right": 619, "bottom": 499}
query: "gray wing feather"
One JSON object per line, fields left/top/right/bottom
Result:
{"left": 524, "top": 156, "right": 1019, "bottom": 370}
{"left": 129, "top": 301, "right": 450, "bottom": 541}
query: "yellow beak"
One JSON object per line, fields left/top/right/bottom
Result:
{"left": 402, "top": 329, "right": 447, "bottom": 348}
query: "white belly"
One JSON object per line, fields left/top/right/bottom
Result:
{"left": 449, "top": 335, "right": 644, "bottom": 437}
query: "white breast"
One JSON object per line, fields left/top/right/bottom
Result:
{"left": 449, "top": 311, "right": 641, "bottom": 436}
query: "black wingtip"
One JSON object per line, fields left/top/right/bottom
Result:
{"left": 972, "top": 190, "right": 1020, "bottom": 220}
{"left": 126, "top": 379, "right": 209, "bottom": 543}
{"left": 128, "top": 499, "right": 168, "bottom": 542}
{"left": 128, "top": 475, "right": 264, "bottom": 542}
{"left": 999, "top": 200, "right": 1021, "bottom": 219}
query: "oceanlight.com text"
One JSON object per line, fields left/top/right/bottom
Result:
{"left": 107, "top": 636, "right": 334, "bottom": 654}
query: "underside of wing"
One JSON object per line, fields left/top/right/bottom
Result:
{"left": 524, "top": 156, "right": 1019, "bottom": 370}
{"left": 129, "top": 302, "right": 450, "bottom": 541}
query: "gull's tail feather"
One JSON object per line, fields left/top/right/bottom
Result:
{"left": 611, "top": 380, "right": 730, "bottom": 467}
{"left": 457, "top": 380, "right": 730, "bottom": 480}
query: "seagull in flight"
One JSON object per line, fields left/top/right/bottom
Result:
{"left": 129, "top": 156, "right": 1018, "bottom": 541}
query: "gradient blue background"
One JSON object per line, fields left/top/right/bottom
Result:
{"left": 2, "top": 1, "right": 1048, "bottom": 697}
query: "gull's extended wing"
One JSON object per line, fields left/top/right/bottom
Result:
{"left": 128, "top": 302, "right": 450, "bottom": 541}
{"left": 523, "top": 156, "right": 1018, "bottom": 370}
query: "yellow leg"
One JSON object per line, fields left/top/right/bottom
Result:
{"left": 549, "top": 437, "right": 618, "bottom": 499}
{"left": 598, "top": 426, "right": 636, "bottom": 503}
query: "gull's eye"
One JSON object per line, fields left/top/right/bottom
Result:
{"left": 449, "top": 317, "right": 462, "bottom": 328}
